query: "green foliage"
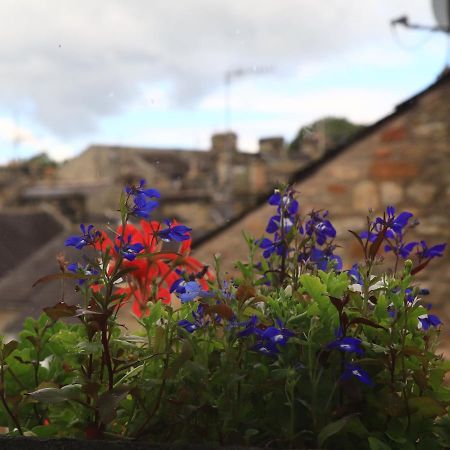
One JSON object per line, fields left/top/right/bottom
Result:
{"left": 0, "top": 184, "right": 448, "bottom": 449}
{"left": 289, "top": 116, "right": 366, "bottom": 156}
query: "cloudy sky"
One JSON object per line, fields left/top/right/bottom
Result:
{"left": 0, "top": 0, "right": 447, "bottom": 164}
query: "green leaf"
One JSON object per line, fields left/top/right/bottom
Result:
{"left": 98, "top": 385, "right": 130, "bottom": 424}
{"left": 2, "top": 340, "right": 18, "bottom": 359}
{"left": 76, "top": 341, "right": 103, "bottom": 355}
{"left": 31, "top": 424, "right": 60, "bottom": 437}
{"left": 27, "top": 384, "right": 82, "bottom": 403}
{"left": 317, "top": 414, "right": 355, "bottom": 447}
{"left": 319, "top": 270, "right": 349, "bottom": 298}
{"left": 408, "top": 396, "right": 446, "bottom": 418}
{"left": 368, "top": 436, "right": 391, "bottom": 450}
{"left": 300, "top": 274, "right": 328, "bottom": 306}
{"left": 164, "top": 339, "right": 193, "bottom": 379}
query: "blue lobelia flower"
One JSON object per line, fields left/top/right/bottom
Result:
{"left": 236, "top": 315, "right": 260, "bottom": 337}
{"left": 126, "top": 179, "right": 160, "bottom": 218}
{"left": 268, "top": 188, "right": 299, "bottom": 216}
{"left": 172, "top": 280, "right": 211, "bottom": 303}
{"left": 125, "top": 179, "right": 160, "bottom": 203}
{"left": 417, "top": 241, "right": 447, "bottom": 260}
{"left": 115, "top": 236, "right": 145, "bottom": 261}
{"left": 347, "top": 263, "right": 363, "bottom": 285}
{"left": 342, "top": 362, "right": 374, "bottom": 386}
{"left": 237, "top": 317, "right": 295, "bottom": 356}
{"left": 384, "top": 240, "right": 418, "bottom": 259}
{"left": 266, "top": 215, "right": 294, "bottom": 234}
{"left": 305, "top": 211, "right": 336, "bottom": 246}
{"left": 158, "top": 220, "right": 192, "bottom": 242}
{"left": 251, "top": 341, "right": 280, "bottom": 356}
{"left": 261, "top": 324, "right": 295, "bottom": 346}
{"left": 65, "top": 224, "right": 101, "bottom": 250}
{"left": 257, "top": 235, "right": 287, "bottom": 259}
{"left": 418, "top": 314, "right": 442, "bottom": 330}
{"left": 310, "top": 247, "right": 342, "bottom": 271}
{"left": 131, "top": 196, "right": 159, "bottom": 218}
{"left": 178, "top": 304, "right": 209, "bottom": 333}
{"left": 67, "top": 262, "right": 99, "bottom": 285}
{"left": 361, "top": 206, "right": 414, "bottom": 243}
{"left": 382, "top": 206, "right": 414, "bottom": 234}
{"left": 327, "top": 336, "right": 364, "bottom": 356}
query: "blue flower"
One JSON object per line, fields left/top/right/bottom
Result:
{"left": 172, "top": 280, "right": 211, "bottom": 303}
{"left": 417, "top": 241, "right": 446, "bottom": 260}
{"left": 125, "top": 179, "right": 160, "bottom": 202}
{"left": 305, "top": 211, "right": 336, "bottom": 245}
{"left": 384, "top": 240, "right": 418, "bottom": 259}
{"left": 342, "top": 362, "right": 374, "bottom": 386}
{"left": 258, "top": 236, "right": 287, "bottom": 259}
{"left": 158, "top": 220, "right": 192, "bottom": 242}
{"left": 115, "top": 236, "right": 145, "bottom": 261}
{"left": 327, "top": 336, "right": 364, "bottom": 356}
{"left": 131, "top": 197, "right": 159, "bottom": 218}
{"left": 310, "top": 247, "right": 342, "bottom": 271}
{"left": 268, "top": 189, "right": 299, "bottom": 216}
{"left": 266, "top": 215, "right": 294, "bottom": 234}
{"left": 237, "top": 317, "right": 295, "bottom": 357}
{"left": 382, "top": 206, "right": 413, "bottom": 234}
{"left": 261, "top": 324, "right": 295, "bottom": 346}
{"left": 178, "top": 304, "right": 209, "bottom": 333}
{"left": 418, "top": 314, "right": 442, "bottom": 330}
{"left": 236, "top": 315, "right": 259, "bottom": 337}
{"left": 361, "top": 206, "right": 414, "bottom": 243}
{"left": 251, "top": 341, "right": 280, "bottom": 356}
{"left": 67, "top": 262, "right": 99, "bottom": 285}
{"left": 65, "top": 224, "right": 100, "bottom": 249}
{"left": 347, "top": 264, "right": 363, "bottom": 285}
{"left": 126, "top": 179, "right": 160, "bottom": 218}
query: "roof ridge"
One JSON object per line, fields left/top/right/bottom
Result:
{"left": 192, "top": 73, "right": 450, "bottom": 249}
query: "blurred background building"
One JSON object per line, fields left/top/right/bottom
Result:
{"left": 0, "top": 0, "right": 448, "bottom": 347}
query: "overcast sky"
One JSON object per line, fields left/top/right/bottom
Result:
{"left": 0, "top": 0, "right": 447, "bottom": 164}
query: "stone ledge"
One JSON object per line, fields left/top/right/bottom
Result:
{"left": 0, "top": 437, "right": 307, "bottom": 450}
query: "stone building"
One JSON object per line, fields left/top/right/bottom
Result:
{"left": 19, "top": 133, "right": 297, "bottom": 238}
{"left": 192, "top": 71, "right": 450, "bottom": 354}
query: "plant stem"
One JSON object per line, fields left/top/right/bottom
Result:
{"left": 0, "top": 363, "right": 23, "bottom": 435}
{"left": 101, "top": 324, "right": 114, "bottom": 391}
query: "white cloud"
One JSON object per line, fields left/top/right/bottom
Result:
{"left": 0, "top": 117, "right": 75, "bottom": 163}
{"left": 0, "top": 0, "right": 439, "bottom": 139}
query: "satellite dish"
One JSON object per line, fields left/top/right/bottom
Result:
{"left": 432, "top": 0, "right": 450, "bottom": 31}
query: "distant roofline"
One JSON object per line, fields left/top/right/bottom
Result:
{"left": 192, "top": 71, "right": 450, "bottom": 249}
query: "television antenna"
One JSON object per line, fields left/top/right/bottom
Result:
{"left": 391, "top": 1, "right": 450, "bottom": 33}
{"left": 224, "top": 66, "right": 273, "bottom": 132}
{"left": 391, "top": 0, "right": 450, "bottom": 66}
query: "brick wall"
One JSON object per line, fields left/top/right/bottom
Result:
{"left": 193, "top": 75, "right": 450, "bottom": 354}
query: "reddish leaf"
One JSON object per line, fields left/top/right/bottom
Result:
{"left": 32, "top": 272, "right": 82, "bottom": 288}
{"left": 205, "top": 304, "right": 235, "bottom": 320}
{"left": 236, "top": 285, "right": 256, "bottom": 302}
{"left": 411, "top": 259, "right": 431, "bottom": 275}
{"left": 43, "top": 302, "right": 78, "bottom": 321}
{"left": 348, "top": 317, "right": 388, "bottom": 331}
{"left": 329, "top": 297, "right": 343, "bottom": 312}
{"left": 369, "top": 228, "right": 386, "bottom": 260}
{"left": 348, "top": 230, "right": 365, "bottom": 256}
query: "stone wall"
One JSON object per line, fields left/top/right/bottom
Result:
{"left": 193, "top": 75, "right": 450, "bottom": 354}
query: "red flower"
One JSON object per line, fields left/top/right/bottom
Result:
{"left": 100, "top": 220, "right": 212, "bottom": 317}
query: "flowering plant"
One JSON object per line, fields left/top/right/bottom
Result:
{"left": 0, "top": 181, "right": 448, "bottom": 449}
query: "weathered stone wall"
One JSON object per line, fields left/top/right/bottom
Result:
{"left": 193, "top": 76, "right": 450, "bottom": 354}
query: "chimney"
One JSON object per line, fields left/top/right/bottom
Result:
{"left": 211, "top": 132, "right": 238, "bottom": 153}
{"left": 258, "top": 136, "right": 285, "bottom": 160}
